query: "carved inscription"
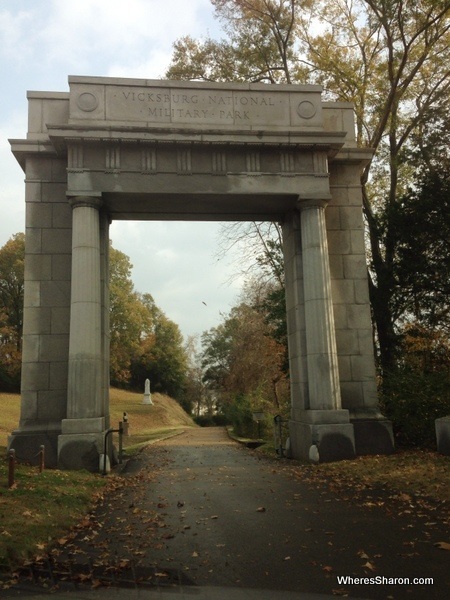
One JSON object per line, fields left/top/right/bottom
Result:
{"left": 107, "top": 87, "right": 284, "bottom": 125}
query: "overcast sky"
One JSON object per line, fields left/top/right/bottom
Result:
{"left": 0, "top": 0, "right": 248, "bottom": 341}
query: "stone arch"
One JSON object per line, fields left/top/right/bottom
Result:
{"left": 8, "top": 77, "right": 394, "bottom": 469}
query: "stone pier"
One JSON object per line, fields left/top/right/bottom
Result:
{"left": 9, "top": 76, "right": 394, "bottom": 469}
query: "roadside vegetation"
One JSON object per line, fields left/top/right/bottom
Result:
{"left": 2, "top": 387, "right": 448, "bottom": 572}
{"left": 0, "top": 388, "right": 196, "bottom": 569}
{"left": 1, "top": 0, "right": 449, "bottom": 577}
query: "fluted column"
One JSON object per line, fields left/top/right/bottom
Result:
{"left": 286, "top": 199, "right": 355, "bottom": 462}
{"left": 64, "top": 195, "right": 104, "bottom": 430}
{"left": 300, "top": 200, "right": 341, "bottom": 411}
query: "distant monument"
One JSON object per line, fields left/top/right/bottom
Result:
{"left": 143, "top": 378, "right": 153, "bottom": 405}
{"left": 8, "top": 75, "right": 396, "bottom": 470}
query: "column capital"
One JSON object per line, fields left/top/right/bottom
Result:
{"left": 67, "top": 193, "right": 103, "bottom": 210}
{"left": 297, "top": 196, "right": 330, "bottom": 211}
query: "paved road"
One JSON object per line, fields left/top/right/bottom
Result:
{"left": 3, "top": 428, "right": 449, "bottom": 599}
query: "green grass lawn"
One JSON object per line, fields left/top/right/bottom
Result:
{"left": 1, "top": 389, "right": 448, "bottom": 571}
{"left": 0, "top": 388, "right": 195, "bottom": 569}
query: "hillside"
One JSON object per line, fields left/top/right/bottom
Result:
{"left": 0, "top": 388, "right": 196, "bottom": 450}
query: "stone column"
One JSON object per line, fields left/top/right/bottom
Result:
{"left": 288, "top": 200, "right": 355, "bottom": 462}
{"left": 58, "top": 195, "right": 106, "bottom": 470}
{"left": 300, "top": 200, "right": 341, "bottom": 411}
{"left": 282, "top": 212, "right": 309, "bottom": 416}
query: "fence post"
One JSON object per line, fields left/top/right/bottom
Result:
{"left": 8, "top": 449, "right": 15, "bottom": 488}
{"left": 118, "top": 422, "right": 123, "bottom": 464}
{"left": 39, "top": 445, "right": 45, "bottom": 473}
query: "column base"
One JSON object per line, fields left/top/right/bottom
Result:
{"left": 58, "top": 431, "right": 106, "bottom": 471}
{"left": 58, "top": 417, "right": 110, "bottom": 471}
{"left": 435, "top": 416, "right": 450, "bottom": 455}
{"left": 289, "top": 410, "right": 355, "bottom": 462}
{"left": 8, "top": 427, "right": 60, "bottom": 468}
{"left": 350, "top": 410, "right": 394, "bottom": 455}
{"left": 61, "top": 417, "right": 106, "bottom": 434}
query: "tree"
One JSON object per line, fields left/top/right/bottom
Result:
{"left": 388, "top": 168, "right": 450, "bottom": 333}
{"left": 109, "top": 245, "right": 153, "bottom": 384}
{"left": 109, "top": 251, "right": 188, "bottom": 399}
{"left": 201, "top": 291, "right": 290, "bottom": 435}
{"left": 182, "top": 336, "right": 217, "bottom": 419}
{"left": 303, "top": 0, "right": 450, "bottom": 372}
{"left": 167, "top": 0, "right": 450, "bottom": 375}
{"left": 0, "top": 233, "right": 24, "bottom": 390}
{"left": 167, "top": 0, "right": 303, "bottom": 83}
{"left": 129, "top": 294, "right": 189, "bottom": 401}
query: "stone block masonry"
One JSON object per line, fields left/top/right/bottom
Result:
{"left": 9, "top": 76, "right": 394, "bottom": 469}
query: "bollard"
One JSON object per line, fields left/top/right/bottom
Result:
{"left": 8, "top": 449, "right": 16, "bottom": 488}
{"left": 118, "top": 421, "right": 123, "bottom": 465}
{"left": 39, "top": 445, "right": 45, "bottom": 473}
{"left": 273, "top": 415, "right": 284, "bottom": 457}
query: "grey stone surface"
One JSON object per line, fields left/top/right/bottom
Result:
{"left": 8, "top": 430, "right": 59, "bottom": 468}
{"left": 9, "top": 76, "right": 393, "bottom": 469}
{"left": 58, "top": 434, "right": 102, "bottom": 471}
{"left": 289, "top": 419, "right": 356, "bottom": 462}
{"left": 435, "top": 416, "right": 450, "bottom": 455}
{"left": 351, "top": 418, "right": 394, "bottom": 455}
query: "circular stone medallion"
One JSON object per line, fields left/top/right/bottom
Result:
{"left": 76, "top": 92, "right": 99, "bottom": 112}
{"left": 297, "top": 100, "right": 317, "bottom": 119}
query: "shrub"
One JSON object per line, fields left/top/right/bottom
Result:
{"left": 380, "top": 367, "right": 450, "bottom": 448}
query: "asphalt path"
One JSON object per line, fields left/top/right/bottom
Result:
{"left": 3, "top": 427, "right": 448, "bottom": 599}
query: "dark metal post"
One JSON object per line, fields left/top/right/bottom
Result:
{"left": 273, "top": 415, "right": 284, "bottom": 457}
{"left": 39, "top": 445, "right": 45, "bottom": 473}
{"left": 118, "top": 421, "right": 123, "bottom": 465}
{"left": 8, "top": 449, "right": 15, "bottom": 488}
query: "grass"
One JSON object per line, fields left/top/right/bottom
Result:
{"left": 259, "top": 445, "right": 450, "bottom": 507}
{"left": 0, "top": 393, "right": 21, "bottom": 449}
{"left": 108, "top": 387, "right": 195, "bottom": 453}
{"left": 0, "top": 387, "right": 196, "bottom": 569}
{"left": 1, "top": 390, "right": 449, "bottom": 569}
{"left": 0, "top": 461, "right": 106, "bottom": 567}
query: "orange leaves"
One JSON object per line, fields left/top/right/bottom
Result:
{"left": 434, "top": 541, "right": 450, "bottom": 550}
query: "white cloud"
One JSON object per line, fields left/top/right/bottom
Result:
{"left": 0, "top": 8, "right": 35, "bottom": 62}
{"left": 33, "top": 0, "right": 216, "bottom": 72}
{"left": 0, "top": 0, "right": 238, "bottom": 339}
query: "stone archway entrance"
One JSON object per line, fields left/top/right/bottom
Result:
{"left": 9, "top": 76, "right": 394, "bottom": 470}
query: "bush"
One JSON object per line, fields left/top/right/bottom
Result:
{"left": 380, "top": 367, "right": 450, "bottom": 448}
{"left": 223, "top": 394, "right": 254, "bottom": 438}
{"left": 193, "top": 414, "right": 228, "bottom": 427}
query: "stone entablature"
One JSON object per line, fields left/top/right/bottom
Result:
{"left": 70, "top": 77, "right": 326, "bottom": 130}
{"left": 9, "top": 76, "right": 394, "bottom": 470}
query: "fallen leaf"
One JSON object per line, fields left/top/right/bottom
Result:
{"left": 434, "top": 541, "right": 450, "bottom": 550}
{"left": 363, "top": 561, "right": 376, "bottom": 571}
{"left": 323, "top": 565, "right": 333, "bottom": 573}
{"left": 192, "top": 551, "right": 199, "bottom": 557}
